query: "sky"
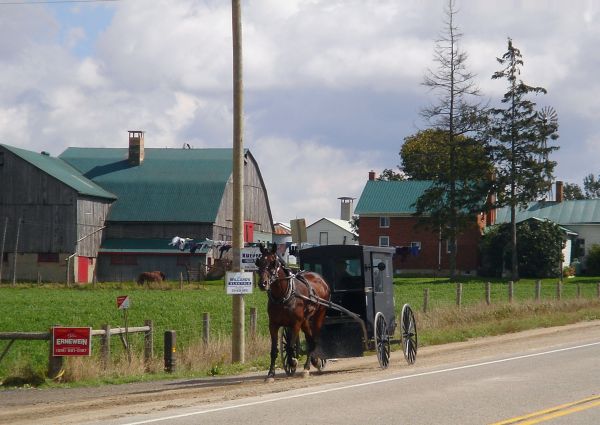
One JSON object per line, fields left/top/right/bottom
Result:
{"left": 0, "top": 0, "right": 599, "bottom": 225}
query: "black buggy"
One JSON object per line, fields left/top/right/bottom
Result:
{"left": 279, "top": 244, "right": 418, "bottom": 374}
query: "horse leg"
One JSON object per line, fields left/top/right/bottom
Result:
{"left": 266, "top": 323, "right": 279, "bottom": 382}
{"left": 301, "top": 319, "right": 315, "bottom": 376}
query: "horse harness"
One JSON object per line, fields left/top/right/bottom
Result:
{"left": 265, "top": 261, "right": 326, "bottom": 310}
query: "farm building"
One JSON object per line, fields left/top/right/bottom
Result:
{"left": 354, "top": 172, "right": 488, "bottom": 275}
{"left": 0, "top": 132, "right": 274, "bottom": 283}
{"left": 0, "top": 144, "right": 116, "bottom": 282}
{"left": 494, "top": 181, "right": 600, "bottom": 271}
{"left": 306, "top": 197, "right": 358, "bottom": 246}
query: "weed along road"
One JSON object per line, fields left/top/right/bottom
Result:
{"left": 3, "top": 322, "right": 600, "bottom": 425}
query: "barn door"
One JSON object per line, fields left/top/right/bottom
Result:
{"left": 244, "top": 221, "right": 254, "bottom": 243}
{"left": 77, "top": 256, "right": 90, "bottom": 283}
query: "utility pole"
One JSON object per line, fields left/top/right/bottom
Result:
{"left": 231, "top": 0, "right": 245, "bottom": 363}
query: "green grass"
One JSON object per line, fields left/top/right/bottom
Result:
{"left": 1, "top": 276, "right": 600, "bottom": 386}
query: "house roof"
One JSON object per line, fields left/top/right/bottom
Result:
{"left": 495, "top": 200, "right": 600, "bottom": 225}
{"left": 1, "top": 144, "right": 117, "bottom": 200}
{"left": 60, "top": 147, "right": 235, "bottom": 222}
{"left": 308, "top": 218, "right": 357, "bottom": 235}
{"left": 354, "top": 180, "right": 432, "bottom": 215}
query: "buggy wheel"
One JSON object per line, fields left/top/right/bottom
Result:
{"left": 279, "top": 327, "right": 299, "bottom": 376}
{"left": 310, "top": 356, "right": 327, "bottom": 371}
{"left": 374, "top": 312, "right": 390, "bottom": 369}
{"left": 401, "top": 303, "right": 418, "bottom": 364}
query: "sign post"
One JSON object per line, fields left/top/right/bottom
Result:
{"left": 116, "top": 295, "right": 131, "bottom": 363}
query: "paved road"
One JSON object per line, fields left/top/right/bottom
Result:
{"left": 4, "top": 322, "right": 600, "bottom": 425}
{"left": 88, "top": 331, "right": 600, "bottom": 424}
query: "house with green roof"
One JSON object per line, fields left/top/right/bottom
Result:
{"left": 494, "top": 182, "right": 600, "bottom": 270}
{"left": 0, "top": 132, "right": 274, "bottom": 283}
{"left": 354, "top": 172, "right": 489, "bottom": 275}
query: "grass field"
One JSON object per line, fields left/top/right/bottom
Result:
{"left": 1, "top": 276, "right": 600, "bottom": 386}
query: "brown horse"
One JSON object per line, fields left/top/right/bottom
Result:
{"left": 255, "top": 244, "right": 331, "bottom": 381}
{"left": 136, "top": 271, "right": 166, "bottom": 286}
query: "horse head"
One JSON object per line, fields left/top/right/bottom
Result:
{"left": 255, "top": 243, "right": 281, "bottom": 291}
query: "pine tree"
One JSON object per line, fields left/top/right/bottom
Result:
{"left": 488, "top": 38, "right": 559, "bottom": 280}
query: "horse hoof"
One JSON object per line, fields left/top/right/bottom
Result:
{"left": 291, "top": 358, "right": 298, "bottom": 367}
{"left": 302, "top": 370, "right": 310, "bottom": 378}
{"left": 265, "top": 376, "right": 275, "bottom": 383}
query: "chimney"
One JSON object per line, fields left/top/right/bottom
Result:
{"left": 128, "top": 130, "right": 145, "bottom": 165}
{"left": 556, "top": 181, "right": 564, "bottom": 203}
{"left": 338, "top": 197, "right": 355, "bottom": 221}
{"left": 368, "top": 170, "right": 376, "bottom": 181}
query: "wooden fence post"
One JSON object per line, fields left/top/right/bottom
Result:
{"left": 556, "top": 282, "right": 562, "bottom": 300}
{"left": 535, "top": 280, "right": 541, "bottom": 301}
{"left": 202, "top": 313, "right": 210, "bottom": 345}
{"left": 508, "top": 281, "right": 514, "bottom": 303}
{"left": 423, "top": 288, "right": 429, "bottom": 313}
{"left": 485, "top": 282, "right": 491, "bottom": 306}
{"left": 456, "top": 283, "right": 462, "bottom": 307}
{"left": 164, "top": 330, "right": 176, "bottom": 373}
{"left": 577, "top": 284, "right": 581, "bottom": 299}
{"left": 144, "top": 320, "right": 153, "bottom": 365}
{"left": 47, "top": 326, "right": 63, "bottom": 379}
{"left": 250, "top": 307, "right": 257, "bottom": 339}
{"left": 179, "top": 272, "right": 183, "bottom": 290}
{"left": 597, "top": 282, "right": 600, "bottom": 299}
{"left": 101, "top": 323, "right": 111, "bottom": 368}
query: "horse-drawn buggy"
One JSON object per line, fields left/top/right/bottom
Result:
{"left": 255, "top": 244, "right": 417, "bottom": 381}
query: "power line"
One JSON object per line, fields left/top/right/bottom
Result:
{"left": 0, "top": 0, "right": 120, "bottom": 5}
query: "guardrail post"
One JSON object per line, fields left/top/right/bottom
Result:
{"left": 249, "top": 307, "right": 257, "bottom": 339}
{"left": 202, "top": 313, "right": 210, "bottom": 345}
{"left": 456, "top": 283, "right": 462, "bottom": 307}
{"left": 508, "top": 281, "right": 514, "bottom": 303}
{"left": 535, "top": 280, "right": 541, "bottom": 301}
{"left": 101, "top": 323, "right": 111, "bottom": 368}
{"left": 144, "top": 320, "right": 153, "bottom": 365}
{"left": 47, "top": 326, "right": 63, "bottom": 379}
{"left": 423, "top": 288, "right": 429, "bottom": 313}
{"left": 164, "top": 330, "right": 176, "bottom": 373}
{"left": 485, "top": 282, "right": 491, "bottom": 306}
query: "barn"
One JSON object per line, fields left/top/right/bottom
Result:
{"left": 0, "top": 132, "right": 274, "bottom": 283}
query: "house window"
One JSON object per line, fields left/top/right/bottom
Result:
{"left": 38, "top": 253, "right": 59, "bottom": 263}
{"left": 379, "top": 236, "right": 390, "bottom": 247}
{"left": 319, "top": 232, "right": 328, "bottom": 245}
{"left": 446, "top": 240, "right": 457, "bottom": 254}
{"left": 379, "top": 216, "right": 390, "bottom": 228}
{"left": 110, "top": 255, "right": 138, "bottom": 265}
{"left": 410, "top": 241, "right": 421, "bottom": 253}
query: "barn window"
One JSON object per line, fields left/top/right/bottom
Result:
{"left": 38, "top": 253, "right": 59, "bottom": 263}
{"left": 2, "top": 252, "right": 7, "bottom": 263}
{"left": 110, "top": 255, "right": 138, "bottom": 265}
{"left": 0, "top": 152, "right": 4, "bottom": 166}
{"left": 379, "top": 217, "right": 390, "bottom": 228}
{"left": 379, "top": 236, "right": 389, "bottom": 247}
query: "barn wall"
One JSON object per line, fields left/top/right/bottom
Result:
{"left": 2, "top": 253, "right": 68, "bottom": 282}
{"left": 0, "top": 148, "right": 77, "bottom": 253}
{"left": 214, "top": 152, "right": 274, "bottom": 239}
{"left": 96, "top": 253, "right": 205, "bottom": 283}
{"left": 77, "top": 197, "right": 112, "bottom": 257}
{"left": 104, "top": 223, "right": 214, "bottom": 240}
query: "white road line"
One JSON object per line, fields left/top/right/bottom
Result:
{"left": 121, "top": 341, "right": 600, "bottom": 425}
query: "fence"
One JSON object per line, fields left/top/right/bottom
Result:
{"left": 419, "top": 281, "right": 600, "bottom": 313}
{"left": 0, "top": 308, "right": 260, "bottom": 378}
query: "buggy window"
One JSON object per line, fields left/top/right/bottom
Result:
{"left": 303, "top": 262, "right": 323, "bottom": 276}
{"left": 334, "top": 258, "right": 362, "bottom": 291}
{"left": 372, "top": 255, "right": 391, "bottom": 293}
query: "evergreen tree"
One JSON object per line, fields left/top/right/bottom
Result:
{"left": 488, "top": 38, "right": 559, "bottom": 281}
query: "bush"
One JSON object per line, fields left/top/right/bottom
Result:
{"left": 586, "top": 244, "right": 600, "bottom": 275}
{"left": 480, "top": 219, "right": 564, "bottom": 278}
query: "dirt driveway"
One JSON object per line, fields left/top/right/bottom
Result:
{"left": 3, "top": 321, "right": 600, "bottom": 425}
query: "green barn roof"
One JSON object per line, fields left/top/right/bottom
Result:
{"left": 60, "top": 148, "right": 234, "bottom": 222}
{"left": 1, "top": 144, "right": 117, "bottom": 200}
{"left": 495, "top": 200, "right": 600, "bottom": 225}
{"left": 354, "top": 180, "right": 432, "bottom": 215}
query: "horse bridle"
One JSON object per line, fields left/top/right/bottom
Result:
{"left": 258, "top": 255, "right": 297, "bottom": 304}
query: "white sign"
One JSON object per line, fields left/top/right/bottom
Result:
{"left": 226, "top": 272, "right": 254, "bottom": 294}
{"left": 241, "top": 247, "right": 261, "bottom": 271}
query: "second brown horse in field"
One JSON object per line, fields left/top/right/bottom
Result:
{"left": 136, "top": 271, "right": 166, "bottom": 286}
{"left": 255, "top": 244, "right": 330, "bottom": 381}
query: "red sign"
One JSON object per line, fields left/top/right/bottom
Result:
{"left": 52, "top": 327, "right": 92, "bottom": 357}
{"left": 116, "top": 295, "right": 130, "bottom": 310}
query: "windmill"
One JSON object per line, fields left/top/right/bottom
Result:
{"left": 537, "top": 106, "right": 558, "bottom": 200}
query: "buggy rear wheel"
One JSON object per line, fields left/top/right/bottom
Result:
{"left": 374, "top": 312, "right": 390, "bottom": 369}
{"left": 401, "top": 304, "right": 418, "bottom": 364}
{"left": 279, "top": 327, "right": 299, "bottom": 376}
